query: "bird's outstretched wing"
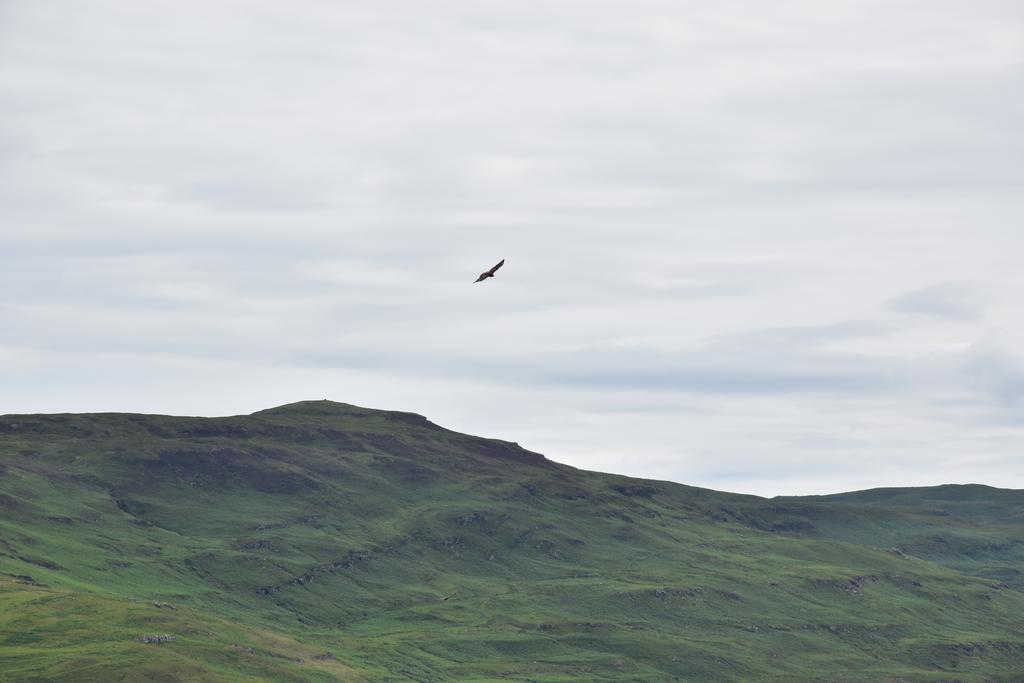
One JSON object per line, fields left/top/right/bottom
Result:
{"left": 474, "top": 258, "right": 505, "bottom": 282}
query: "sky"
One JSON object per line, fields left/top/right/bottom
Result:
{"left": 1, "top": 1, "right": 1022, "bottom": 496}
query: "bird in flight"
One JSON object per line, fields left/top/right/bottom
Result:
{"left": 474, "top": 258, "right": 504, "bottom": 283}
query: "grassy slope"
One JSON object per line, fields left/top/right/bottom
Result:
{"left": 0, "top": 401, "right": 1022, "bottom": 682}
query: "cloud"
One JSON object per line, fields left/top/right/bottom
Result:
{"left": 887, "top": 283, "right": 989, "bottom": 320}
{"left": 963, "top": 340, "right": 1024, "bottom": 406}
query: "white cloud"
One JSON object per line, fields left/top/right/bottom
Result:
{"left": 888, "top": 283, "right": 989, "bottom": 320}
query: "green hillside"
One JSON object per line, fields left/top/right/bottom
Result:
{"left": 1, "top": 401, "right": 1022, "bottom": 681}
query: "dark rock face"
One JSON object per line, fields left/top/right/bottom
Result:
{"left": 139, "top": 448, "right": 319, "bottom": 494}
{"left": 472, "top": 439, "right": 551, "bottom": 467}
{"left": 384, "top": 411, "right": 446, "bottom": 431}
{"left": 256, "top": 551, "right": 373, "bottom": 596}
{"left": 610, "top": 484, "right": 658, "bottom": 498}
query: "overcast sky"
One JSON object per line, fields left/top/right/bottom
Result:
{"left": 2, "top": 1, "right": 1022, "bottom": 496}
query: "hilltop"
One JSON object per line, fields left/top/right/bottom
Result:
{"left": 1, "top": 401, "right": 1022, "bottom": 681}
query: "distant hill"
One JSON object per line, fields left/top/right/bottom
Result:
{"left": 1, "top": 400, "right": 1022, "bottom": 681}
